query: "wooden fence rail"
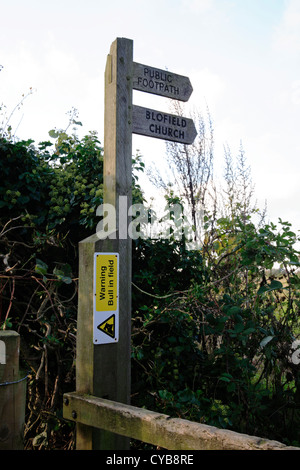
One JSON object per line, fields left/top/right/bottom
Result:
{"left": 63, "top": 392, "right": 299, "bottom": 451}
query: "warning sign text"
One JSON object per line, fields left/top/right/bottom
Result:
{"left": 95, "top": 254, "right": 118, "bottom": 311}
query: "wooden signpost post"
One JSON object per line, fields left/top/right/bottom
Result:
{"left": 75, "top": 38, "right": 133, "bottom": 450}
{"left": 72, "top": 37, "right": 196, "bottom": 450}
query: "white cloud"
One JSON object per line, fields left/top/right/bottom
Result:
{"left": 279, "top": 80, "right": 300, "bottom": 106}
{"left": 181, "top": 0, "right": 214, "bottom": 13}
{"left": 185, "top": 67, "right": 226, "bottom": 114}
{"left": 0, "top": 35, "right": 104, "bottom": 142}
{"left": 274, "top": 0, "right": 300, "bottom": 54}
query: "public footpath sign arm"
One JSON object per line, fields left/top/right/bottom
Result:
{"left": 133, "top": 62, "right": 193, "bottom": 102}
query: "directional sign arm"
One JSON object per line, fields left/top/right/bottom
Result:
{"left": 132, "top": 105, "right": 197, "bottom": 145}
{"left": 133, "top": 62, "right": 193, "bottom": 102}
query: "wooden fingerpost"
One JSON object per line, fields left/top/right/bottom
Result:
{"left": 0, "top": 331, "right": 26, "bottom": 450}
{"left": 75, "top": 38, "right": 133, "bottom": 450}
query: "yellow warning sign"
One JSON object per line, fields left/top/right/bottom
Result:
{"left": 93, "top": 253, "right": 119, "bottom": 344}
{"left": 97, "top": 314, "right": 115, "bottom": 339}
{"left": 95, "top": 254, "right": 118, "bottom": 311}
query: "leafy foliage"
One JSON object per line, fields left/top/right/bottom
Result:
{"left": 131, "top": 213, "right": 300, "bottom": 445}
{"left": 1, "top": 123, "right": 300, "bottom": 449}
{"left": 0, "top": 130, "right": 104, "bottom": 448}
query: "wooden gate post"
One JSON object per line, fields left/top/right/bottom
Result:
{"left": 74, "top": 38, "right": 133, "bottom": 450}
{"left": 0, "top": 331, "right": 26, "bottom": 450}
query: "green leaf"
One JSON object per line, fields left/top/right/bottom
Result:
{"left": 228, "top": 306, "right": 241, "bottom": 316}
{"left": 289, "top": 260, "right": 300, "bottom": 266}
{"left": 158, "top": 390, "right": 173, "bottom": 401}
{"left": 219, "top": 373, "right": 233, "bottom": 383}
{"left": 18, "top": 195, "right": 30, "bottom": 204}
{"left": 258, "top": 279, "right": 283, "bottom": 295}
{"left": 269, "top": 279, "right": 283, "bottom": 289}
{"left": 233, "top": 323, "right": 244, "bottom": 333}
{"left": 243, "top": 327, "right": 255, "bottom": 335}
{"left": 35, "top": 259, "right": 48, "bottom": 276}
{"left": 48, "top": 129, "right": 59, "bottom": 139}
{"left": 260, "top": 336, "right": 274, "bottom": 348}
{"left": 53, "top": 267, "right": 72, "bottom": 284}
{"left": 227, "top": 382, "right": 236, "bottom": 392}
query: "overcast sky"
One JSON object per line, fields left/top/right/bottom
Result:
{"left": 1, "top": 0, "right": 299, "bottom": 233}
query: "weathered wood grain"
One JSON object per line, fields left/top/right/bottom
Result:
{"left": 64, "top": 392, "right": 300, "bottom": 451}
{"left": 74, "top": 37, "right": 133, "bottom": 450}
{"left": 0, "top": 331, "right": 26, "bottom": 450}
{"left": 132, "top": 105, "right": 197, "bottom": 144}
{"left": 133, "top": 62, "right": 193, "bottom": 101}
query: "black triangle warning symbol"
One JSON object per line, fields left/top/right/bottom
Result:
{"left": 97, "top": 314, "right": 115, "bottom": 339}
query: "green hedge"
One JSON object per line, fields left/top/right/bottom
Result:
{"left": 0, "top": 134, "right": 299, "bottom": 449}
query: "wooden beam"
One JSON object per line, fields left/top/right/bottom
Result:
{"left": 63, "top": 392, "right": 300, "bottom": 451}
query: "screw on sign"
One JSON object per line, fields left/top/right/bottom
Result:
{"left": 97, "top": 314, "right": 116, "bottom": 339}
